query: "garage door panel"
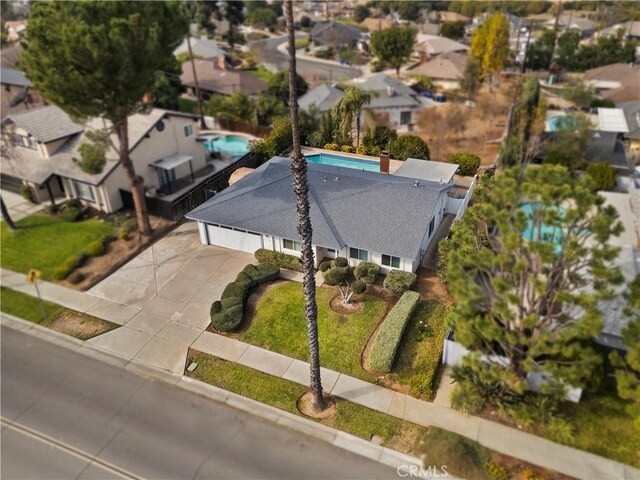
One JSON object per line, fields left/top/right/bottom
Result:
{"left": 206, "top": 225, "right": 262, "bottom": 253}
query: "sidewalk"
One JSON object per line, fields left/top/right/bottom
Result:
{"left": 2, "top": 268, "right": 638, "bottom": 480}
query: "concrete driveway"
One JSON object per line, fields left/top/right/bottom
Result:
{"left": 86, "top": 222, "right": 253, "bottom": 371}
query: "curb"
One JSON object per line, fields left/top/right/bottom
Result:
{"left": 1, "top": 313, "right": 423, "bottom": 473}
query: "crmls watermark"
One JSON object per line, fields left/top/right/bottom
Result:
{"left": 397, "top": 465, "right": 449, "bottom": 478}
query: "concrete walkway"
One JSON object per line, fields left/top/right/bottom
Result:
{"left": 0, "top": 189, "right": 48, "bottom": 221}
{"left": 2, "top": 267, "right": 638, "bottom": 479}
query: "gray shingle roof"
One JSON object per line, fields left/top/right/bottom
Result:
{"left": 298, "top": 84, "right": 344, "bottom": 112}
{"left": 187, "top": 157, "right": 452, "bottom": 259}
{"left": 0, "top": 67, "right": 32, "bottom": 87}
{"left": 310, "top": 22, "right": 361, "bottom": 43}
{"left": 6, "top": 105, "right": 84, "bottom": 142}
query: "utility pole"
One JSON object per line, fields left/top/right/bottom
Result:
{"left": 187, "top": 35, "right": 207, "bottom": 130}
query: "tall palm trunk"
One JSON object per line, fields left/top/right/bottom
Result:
{"left": 285, "top": 0, "right": 325, "bottom": 412}
{"left": 117, "top": 116, "right": 152, "bottom": 237}
{"left": 187, "top": 35, "right": 207, "bottom": 129}
{"left": 1, "top": 196, "right": 16, "bottom": 232}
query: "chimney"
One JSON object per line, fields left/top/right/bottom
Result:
{"left": 386, "top": 85, "right": 395, "bottom": 97}
{"left": 379, "top": 151, "right": 389, "bottom": 174}
{"left": 217, "top": 56, "right": 226, "bottom": 70}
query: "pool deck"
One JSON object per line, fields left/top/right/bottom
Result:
{"left": 300, "top": 147, "right": 404, "bottom": 174}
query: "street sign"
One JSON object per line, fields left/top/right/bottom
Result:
{"left": 26, "top": 269, "right": 41, "bottom": 284}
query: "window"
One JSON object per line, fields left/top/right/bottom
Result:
{"left": 283, "top": 238, "right": 302, "bottom": 251}
{"left": 349, "top": 247, "right": 368, "bottom": 261}
{"left": 428, "top": 217, "right": 435, "bottom": 238}
{"left": 12, "top": 134, "right": 37, "bottom": 150}
{"left": 183, "top": 124, "right": 194, "bottom": 138}
{"left": 400, "top": 111, "right": 412, "bottom": 125}
{"left": 72, "top": 180, "right": 95, "bottom": 202}
{"left": 382, "top": 254, "right": 401, "bottom": 268}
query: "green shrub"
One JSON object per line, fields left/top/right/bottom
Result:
{"left": 334, "top": 256, "right": 348, "bottom": 268}
{"left": 448, "top": 152, "right": 481, "bottom": 176}
{"left": 63, "top": 254, "right": 84, "bottom": 270}
{"left": 368, "top": 291, "right": 420, "bottom": 372}
{"left": 221, "top": 296, "right": 243, "bottom": 309}
{"left": 243, "top": 263, "right": 280, "bottom": 283}
{"left": 323, "top": 266, "right": 347, "bottom": 286}
{"left": 84, "top": 240, "right": 105, "bottom": 257}
{"left": 118, "top": 230, "right": 129, "bottom": 240}
{"left": 61, "top": 206, "right": 81, "bottom": 222}
{"left": 340, "top": 145, "right": 353, "bottom": 153}
{"left": 255, "top": 249, "right": 303, "bottom": 272}
{"left": 450, "top": 382, "right": 486, "bottom": 415}
{"left": 356, "top": 146, "right": 368, "bottom": 155}
{"left": 221, "top": 281, "right": 249, "bottom": 300}
{"left": 120, "top": 218, "right": 137, "bottom": 233}
{"left": 383, "top": 270, "right": 417, "bottom": 297}
{"left": 20, "top": 184, "right": 36, "bottom": 204}
{"left": 363, "top": 125, "right": 397, "bottom": 151}
{"left": 210, "top": 301, "right": 222, "bottom": 315}
{"left": 354, "top": 261, "right": 380, "bottom": 284}
{"left": 324, "top": 143, "right": 339, "bottom": 151}
{"left": 44, "top": 204, "right": 58, "bottom": 215}
{"left": 319, "top": 261, "right": 331, "bottom": 272}
{"left": 389, "top": 135, "right": 430, "bottom": 161}
{"left": 65, "top": 198, "right": 81, "bottom": 209}
{"left": 590, "top": 98, "right": 615, "bottom": 109}
{"left": 351, "top": 280, "right": 366, "bottom": 294}
{"left": 53, "top": 265, "right": 71, "bottom": 281}
{"left": 100, "top": 232, "right": 117, "bottom": 244}
{"left": 67, "top": 271, "right": 85, "bottom": 284}
{"left": 417, "top": 427, "right": 488, "bottom": 480}
{"left": 235, "top": 271, "right": 257, "bottom": 289}
{"left": 211, "top": 304, "right": 244, "bottom": 332}
{"left": 485, "top": 461, "right": 508, "bottom": 480}
{"left": 585, "top": 162, "right": 617, "bottom": 191}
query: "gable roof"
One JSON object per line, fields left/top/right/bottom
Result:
{"left": 599, "top": 20, "right": 640, "bottom": 38}
{"left": 415, "top": 34, "right": 469, "bottom": 55}
{"left": 409, "top": 51, "right": 468, "bottom": 80}
{"left": 4, "top": 105, "right": 84, "bottom": 143}
{"left": 0, "top": 67, "right": 32, "bottom": 88}
{"left": 187, "top": 157, "right": 452, "bottom": 259}
{"left": 602, "top": 86, "right": 640, "bottom": 104}
{"left": 174, "top": 37, "right": 225, "bottom": 59}
{"left": 180, "top": 59, "right": 267, "bottom": 96}
{"left": 310, "top": 22, "right": 361, "bottom": 42}
{"left": 545, "top": 14, "right": 595, "bottom": 31}
{"left": 584, "top": 63, "right": 640, "bottom": 89}
{"left": 298, "top": 83, "right": 344, "bottom": 112}
{"left": 360, "top": 17, "right": 396, "bottom": 32}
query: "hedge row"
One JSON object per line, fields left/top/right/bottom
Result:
{"left": 210, "top": 264, "right": 280, "bottom": 332}
{"left": 52, "top": 233, "right": 116, "bottom": 281}
{"left": 383, "top": 270, "right": 417, "bottom": 297}
{"left": 354, "top": 261, "right": 380, "bottom": 284}
{"left": 368, "top": 290, "right": 421, "bottom": 372}
{"left": 255, "top": 249, "right": 303, "bottom": 272}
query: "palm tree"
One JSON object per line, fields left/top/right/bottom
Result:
{"left": 332, "top": 85, "right": 372, "bottom": 150}
{"left": 285, "top": 0, "right": 325, "bottom": 413}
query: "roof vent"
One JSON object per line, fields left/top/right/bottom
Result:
{"left": 387, "top": 85, "right": 395, "bottom": 97}
{"left": 414, "top": 180, "right": 420, "bottom": 187}
{"left": 334, "top": 176, "right": 339, "bottom": 182}
{"left": 323, "top": 177, "right": 327, "bottom": 182}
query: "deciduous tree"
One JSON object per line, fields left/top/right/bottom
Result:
{"left": 470, "top": 12, "right": 510, "bottom": 87}
{"left": 21, "top": 2, "right": 188, "bottom": 236}
{"left": 440, "top": 21, "right": 466, "bottom": 39}
{"left": 224, "top": 1, "right": 244, "bottom": 48}
{"left": 370, "top": 27, "right": 416, "bottom": 76}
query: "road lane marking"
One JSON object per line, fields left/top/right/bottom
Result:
{"left": 0, "top": 417, "right": 142, "bottom": 480}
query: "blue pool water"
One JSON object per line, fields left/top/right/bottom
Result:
{"left": 305, "top": 153, "right": 379, "bottom": 172}
{"left": 204, "top": 136, "right": 249, "bottom": 157}
{"left": 520, "top": 201, "right": 565, "bottom": 251}
{"left": 547, "top": 115, "right": 576, "bottom": 132}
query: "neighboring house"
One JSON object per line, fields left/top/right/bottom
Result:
{"left": 1, "top": 105, "right": 207, "bottom": 211}
{"left": 413, "top": 34, "right": 469, "bottom": 62}
{"left": 212, "top": 19, "right": 230, "bottom": 41}
{"left": 543, "top": 14, "right": 596, "bottom": 37}
{"left": 298, "top": 73, "right": 422, "bottom": 129}
{"left": 598, "top": 20, "right": 640, "bottom": 40}
{"left": 618, "top": 100, "right": 640, "bottom": 150}
{"left": 4, "top": 20, "right": 27, "bottom": 43}
{"left": 473, "top": 12, "right": 529, "bottom": 32}
{"left": 174, "top": 36, "right": 226, "bottom": 60}
{"left": 310, "top": 22, "right": 361, "bottom": 47}
{"left": 360, "top": 17, "right": 397, "bottom": 32}
{"left": 408, "top": 51, "right": 468, "bottom": 90}
{"left": 1, "top": 67, "right": 45, "bottom": 118}
{"left": 0, "top": 43, "right": 22, "bottom": 68}
{"left": 187, "top": 156, "right": 453, "bottom": 273}
{"left": 601, "top": 86, "right": 640, "bottom": 105}
{"left": 180, "top": 58, "right": 267, "bottom": 99}
{"left": 584, "top": 64, "right": 640, "bottom": 105}
{"left": 431, "top": 11, "right": 470, "bottom": 24}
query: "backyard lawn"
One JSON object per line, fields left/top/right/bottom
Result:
{"left": 242, "top": 282, "right": 386, "bottom": 381}
{"left": 1, "top": 215, "right": 114, "bottom": 280}
{"left": 391, "top": 300, "right": 449, "bottom": 400}
{"left": 1, "top": 287, "right": 118, "bottom": 340}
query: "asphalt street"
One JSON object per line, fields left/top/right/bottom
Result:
{"left": 1, "top": 326, "right": 400, "bottom": 480}
{"left": 250, "top": 36, "right": 362, "bottom": 85}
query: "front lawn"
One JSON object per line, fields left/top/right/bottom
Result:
{"left": 242, "top": 282, "right": 387, "bottom": 381}
{"left": 390, "top": 300, "right": 449, "bottom": 400}
{"left": 1, "top": 215, "right": 114, "bottom": 280}
{"left": 1, "top": 287, "right": 118, "bottom": 340}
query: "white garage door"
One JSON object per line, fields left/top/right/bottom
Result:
{"left": 206, "top": 224, "right": 263, "bottom": 253}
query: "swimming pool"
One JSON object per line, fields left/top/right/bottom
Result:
{"left": 305, "top": 153, "right": 379, "bottom": 172}
{"left": 547, "top": 115, "right": 576, "bottom": 132}
{"left": 204, "top": 136, "right": 250, "bottom": 157}
{"left": 520, "top": 201, "right": 565, "bottom": 251}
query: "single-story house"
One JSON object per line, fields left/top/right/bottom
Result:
{"left": 310, "top": 22, "right": 361, "bottom": 47}
{"left": 408, "top": 51, "right": 468, "bottom": 90}
{"left": 174, "top": 36, "right": 226, "bottom": 60}
{"left": 584, "top": 63, "right": 640, "bottom": 91}
{"left": 1, "top": 105, "right": 208, "bottom": 211}
{"left": 180, "top": 58, "right": 267, "bottom": 98}
{"left": 413, "top": 34, "right": 469, "bottom": 62}
{"left": 431, "top": 11, "right": 470, "bottom": 24}
{"left": 187, "top": 156, "right": 453, "bottom": 273}
{"left": 598, "top": 20, "right": 640, "bottom": 40}
{"left": 473, "top": 12, "right": 529, "bottom": 32}
{"left": 1, "top": 67, "right": 45, "bottom": 117}
{"left": 212, "top": 19, "right": 230, "bottom": 41}
{"left": 618, "top": 100, "right": 640, "bottom": 150}
{"left": 543, "top": 14, "right": 596, "bottom": 37}
{"left": 299, "top": 73, "right": 422, "bottom": 130}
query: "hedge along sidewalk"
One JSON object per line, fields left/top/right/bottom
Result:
{"left": 190, "top": 330, "right": 639, "bottom": 480}
{"left": 4, "top": 268, "right": 638, "bottom": 480}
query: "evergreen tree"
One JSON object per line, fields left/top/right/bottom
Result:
{"left": 370, "top": 27, "right": 416, "bottom": 76}
{"left": 447, "top": 165, "right": 624, "bottom": 399}
{"left": 224, "top": 1, "right": 244, "bottom": 49}
{"left": 21, "top": 2, "right": 188, "bottom": 236}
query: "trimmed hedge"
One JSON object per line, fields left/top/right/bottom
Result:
{"left": 319, "top": 261, "right": 331, "bottom": 272}
{"left": 352, "top": 280, "right": 366, "bottom": 294}
{"left": 63, "top": 254, "right": 85, "bottom": 270}
{"left": 62, "top": 207, "right": 81, "bottom": 222}
{"left": 334, "top": 256, "right": 348, "bottom": 268}
{"left": 354, "top": 261, "right": 380, "bottom": 284}
{"left": 53, "top": 265, "right": 71, "bottom": 281}
{"left": 322, "top": 266, "right": 347, "bottom": 285}
{"left": 368, "top": 291, "right": 421, "bottom": 372}
{"left": 255, "top": 248, "right": 303, "bottom": 272}
{"left": 84, "top": 240, "right": 105, "bottom": 257}
{"left": 211, "top": 263, "right": 280, "bottom": 332}
{"left": 383, "top": 270, "right": 417, "bottom": 297}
